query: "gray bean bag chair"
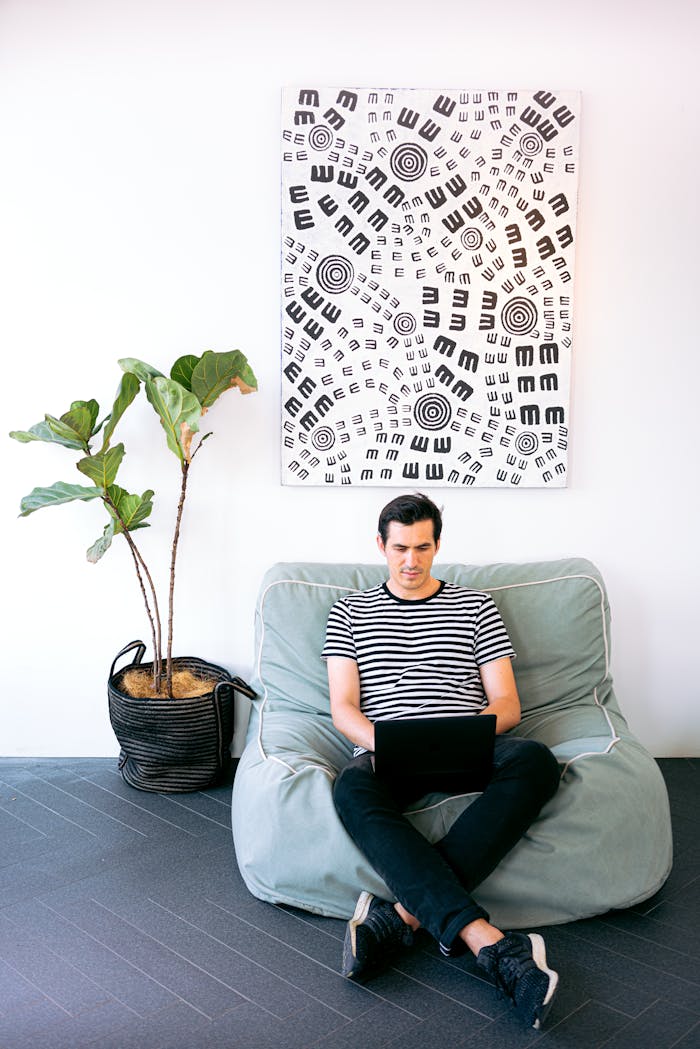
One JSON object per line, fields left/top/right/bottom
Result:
{"left": 231, "top": 558, "right": 672, "bottom": 929}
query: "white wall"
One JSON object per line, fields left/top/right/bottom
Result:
{"left": 1, "top": 0, "right": 698, "bottom": 758}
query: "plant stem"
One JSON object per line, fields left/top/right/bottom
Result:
{"left": 167, "top": 460, "right": 190, "bottom": 698}
{"left": 104, "top": 493, "right": 163, "bottom": 693}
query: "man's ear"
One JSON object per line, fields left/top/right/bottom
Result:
{"left": 376, "top": 533, "right": 386, "bottom": 556}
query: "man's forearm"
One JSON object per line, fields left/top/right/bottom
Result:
{"left": 332, "top": 701, "right": 376, "bottom": 752}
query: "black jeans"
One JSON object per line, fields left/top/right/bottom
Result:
{"left": 333, "top": 736, "right": 560, "bottom": 954}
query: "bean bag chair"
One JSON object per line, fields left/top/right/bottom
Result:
{"left": 231, "top": 558, "right": 672, "bottom": 929}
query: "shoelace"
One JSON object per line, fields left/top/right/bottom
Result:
{"left": 492, "top": 941, "right": 533, "bottom": 999}
{"left": 368, "top": 903, "right": 411, "bottom": 945}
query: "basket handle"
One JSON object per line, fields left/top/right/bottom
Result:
{"left": 109, "top": 640, "right": 146, "bottom": 681}
{"left": 213, "top": 676, "right": 257, "bottom": 701}
{"left": 230, "top": 675, "right": 258, "bottom": 700}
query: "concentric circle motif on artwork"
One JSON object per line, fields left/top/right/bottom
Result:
{"left": 519, "top": 131, "right": 543, "bottom": 157}
{"left": 461, "top": 227, "right": 483, "bottom": 251}
{"left": 389, "top": 142, "right": 428, "bottom": 182}
{"left": 393, "top": 312, "right": 417, "bottom": 336}
{"left": 316, "top": 255, "right": 354, "bottom": 294}
{"left": 515, "top": 431, "right": 539, "bottom": 456}
{"left": 501, "top": 296, "right": 538, "bottom": 336}
{"left": 309, "top": 125, "right": 333, "bottom": 151}
{"left": 414, "top": 393, "right": 452, "bottom": 431}
{"left": 311, "top": 426, "right": 336, "bottom": 452}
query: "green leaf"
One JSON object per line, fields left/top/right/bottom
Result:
{"left": 191, "top": 349, "right": 258, "bottom": 408}
{"left": 19, "top": 481, "right": 103, "bottom": 516}
{"left": 106, "top": 485, "right": 154, "bottom": 533}
{"left": 10, "top": 420, "right": 85, "bottom": 450}
{"left": 118, "top": 357, "right": 164, "bottom": 383}
{"left": 11, "top": 399, "right": 101, "bottom": 451}
{"left": 170, "top": 355, "right": 200, "bottom": 392}
{"left": 69, "top": 400, "right": 100, "bottom": 437}
{"left": 51, "top": 400, "right": 99, "bottom": 446}
{"left": 87, "top": 519, "right": 115, "bottom": 563}
{"left": 145, "top": 376, "right": 201, "bottom": 461}
{"left": 100, "top": 372, "right": 141, "bottom": 450}
{"left": 77, "top": 443, "right": 125, "bottom": 490}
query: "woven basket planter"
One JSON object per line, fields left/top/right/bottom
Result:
{"left": 108, "top": 640, "right": 253, "bottom": 793}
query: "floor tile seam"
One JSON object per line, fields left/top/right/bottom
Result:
{"left": 0, "top": 952, "right": 82, "bottom": 1021}
{"left": 391, "top": 959, "right": 496, "bottom": 1021}
{"left": 652, "top": 876, "right": 700, "bottom": 909}
{"left": 150, "top": 794, "right": 233, "bottom": 830}
{"left": 600, "top": 997, "right": 662, "bottom": 1026}
{"left": 638, "top": 897, "right": 694, "bottom": 924}
{"left": 0, "top": 955, "right": 61, "bottom": 1014}
{"left": 0, "top": 798, "right": 58, "bottom": 840}
{"left": 79, "top": 777, "right": 201, "bottom": 837}
{"left": 194, "top": 790, "right": 234, "bottom": 810}
{"left": 668, "top": 1019, "right": 700, "bottom": 1049}
{"left": 595, "top": 998, "right": 698, "bottom": 1049}
{"left": 205, "top": 893, "right": 421, "bottom": 1015}
{"left": 0, "top": 778, "right": 101, "bottom": 839}
{"left": 596, "top": 918, "right": 700, "bottom": 965}
{"left": 89, "top": 897, "right": 293, "bottom": 1021}
{"left": 38, "top": 899, "right": 213, "bottom": 1022}
{"left": 1, "top": 907, "right": 136, "bottom": 1016}
{"left": 406, "top": 1001, "right": 545, "bottom": 1049}
{"left": 309, "top": 1013, "right": 422, "bottom": 1049}
{"left": 144, "top": 897, "right": 356, "bottom": 1023}
{"left": 393, "top": 945, "right": 505, "bottom": 1015}
{"left": 27, "top": 774, "right": 151, "bottom": 838}
{"left": 27, "top": 913, "right": 189, "bottom": 1026}
{"left": 0, "top": 798, "right": 51, "bottom": 842}
{"left": 77, "top": 1002, "right": 229, "bottom": 1049}
{"left": 527, "top": 997, "right": 595, "bottom": 1044}
{"left": 575, "top": 920, "right": 700, "bottom": 971}
{"left": 306, "top": 1016, "right": 354, "bottom": 1049}
{"left": 275, "top": 905, "right": 346, "bottom": 945}
{"left": 207, "top": 898, "right": 486, "bottom": 1022}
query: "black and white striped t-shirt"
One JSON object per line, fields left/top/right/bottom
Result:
{"left": 322, "top": 581, "right": 515, "bottom": 730}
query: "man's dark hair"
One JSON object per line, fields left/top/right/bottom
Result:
{"left": 377, "top": 492, "right": 443, "bottom": 544}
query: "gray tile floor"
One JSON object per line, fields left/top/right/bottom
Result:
{"left": 0, "top": 757, "right": 698, "bottom": 1048}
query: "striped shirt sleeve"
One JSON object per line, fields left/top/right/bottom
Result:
{"left": 473, "top": 595, "right": 516, "bottom": 666}
{"left": 321, "top": 598, "right": 356, "bottom": 661}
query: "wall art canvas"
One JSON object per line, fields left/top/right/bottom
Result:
{"left": 281, "top": 87, "right": 580, "bottom": 487}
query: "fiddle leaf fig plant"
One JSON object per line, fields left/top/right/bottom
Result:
{"left": 11, "top": 349, "right": 257, "bottom": 697}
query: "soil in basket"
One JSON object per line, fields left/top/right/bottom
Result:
{"left": 122, "top": 669, "right": 218, "bottom": 699}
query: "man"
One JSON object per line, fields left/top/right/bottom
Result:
{"left": 322, "top": 493, "right": 561, "bottom": 1030}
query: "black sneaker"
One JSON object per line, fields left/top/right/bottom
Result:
{"left": 477, "top": 932, "right": 559, "bottom": 1029}
{"left": 342, "top": 891, "right": 414, "bottom": 981}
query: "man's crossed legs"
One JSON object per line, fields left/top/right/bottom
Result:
{"left": 333, "top": 736, "right": 561, "bottom": 1030}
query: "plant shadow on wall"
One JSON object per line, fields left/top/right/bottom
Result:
{"left": 10, "top": 350, "right": 258, "bottom": 792}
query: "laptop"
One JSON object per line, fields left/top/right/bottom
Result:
{"left": 374, "top": 714, "right": 497, "bottom": 794}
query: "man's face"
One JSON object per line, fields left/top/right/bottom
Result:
{"left": 377, "top": 519, "right": 440, "bottom": 600}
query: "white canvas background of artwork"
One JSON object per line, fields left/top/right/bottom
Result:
{"left": 281, "top": 88, "right": 579, "bottom": 488}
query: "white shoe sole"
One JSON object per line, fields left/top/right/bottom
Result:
{"left": 528, "top": 933, "right": 559, "bottom": 1029}
{"left": 342, "top": 891, "right": 375, "bottom": 978}
{"left": 347, "top": 890, "right": 374, "bottom": 957}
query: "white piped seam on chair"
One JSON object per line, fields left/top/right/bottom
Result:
{"left": 485, "top": 574, "right": 610, "bottom": 678}
{"left": 252, "top": 572, "right": 615, "bottom": 782}
{"left": 253, "top": 578, "right": 358, "bottom": 705}
{"left": 253, "top": 695, "right": 336, "bottom": 779}
{"left": 557, "top": 687, "right": 622, "bottom": 778}
{"left": 252, "top": 579, "right": 360, "bottom": 773}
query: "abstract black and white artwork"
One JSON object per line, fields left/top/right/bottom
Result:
{"left": 281, "top": 88, "right": 580, "bottom": 487}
